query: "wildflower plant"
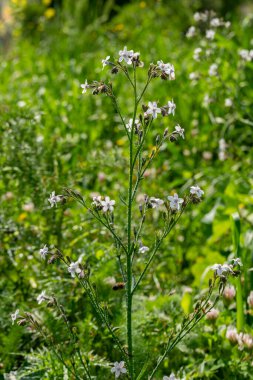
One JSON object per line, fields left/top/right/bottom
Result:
{"left": 12, "top": 47, "right": 243, "bottom": 379}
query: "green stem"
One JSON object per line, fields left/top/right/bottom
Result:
{"left": 126, "top": 67, "right": 138, "bottom": 379}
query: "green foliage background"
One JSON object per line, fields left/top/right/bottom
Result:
{"left": 0, "top": 0, "right": 253, "bottom": 378}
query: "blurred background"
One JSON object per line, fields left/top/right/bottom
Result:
{"left": 0, "top": 0, "right": 253, "bottom": 379}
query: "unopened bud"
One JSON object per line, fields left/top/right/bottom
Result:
{"left": 111, "top": 66, "right": 119, "bottom": 74}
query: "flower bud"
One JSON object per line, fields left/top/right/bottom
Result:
{"left": 223, "top": 285, "right": 236, "bottom": 301}
{"left": 206, "top": 308, "right": 219, "bottom": 321}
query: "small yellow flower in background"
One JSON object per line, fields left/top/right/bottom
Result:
{"left": 140, "top": 1, "right": 146, "bottom": 8}
{"left": 44, "top": 7, "right": 56, "bottom": 19}
{"left": 18, "top": 212, "right": 27, "bottom": 222}
{"left": 113, "top": 23, "right": 124, "bottom": 32}
{"left": 42, "top": 0, "right": 52, "bottom": 5}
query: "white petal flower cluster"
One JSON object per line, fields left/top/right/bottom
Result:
{"left": 111, "top": 361, "right": 127, "bottom": 378}
{"left": 92, "top": 195, "right": 115, "bottom": 212}
{"left": 48, "top": 192, "right": 62, "bottom": 207}
{"left": 238, "top": 49, "right": 253, "bottom": 62}
{"left": 37, "top": 290, "right": 48, "bottom": 305}
{"left": 68, "top": 261, "right": 82, "bottom": 278}
{"left": 157, "top": 60, "right": 175, "bottom": 80}
{"left": 194, "top": 11, "right": 208, "bottom": 22}
{"left": 40, "top": 244, "right": 49, "bottom": 259}
{"left": 167, "top": 193, "right": 184, "bottom": 211}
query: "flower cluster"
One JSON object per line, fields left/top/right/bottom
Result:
{"left": 150, "top": 60, "right": 175, "bottom": 80}
{"left": 238, "top": 49, "right": 253, "bottom": 62}
{"left": 211, "top": 258, "right": 242, "bottom": 278}
{"left": 92, "top": 195, "right": 115, "bottom": 212}
{"left": 226, "top": 327, "right": 253, "bottom": 350}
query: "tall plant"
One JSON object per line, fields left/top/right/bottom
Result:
{"left": 12, "top": 47, "right": 241, "bottom": 380}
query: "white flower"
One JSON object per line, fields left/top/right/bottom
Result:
{"left": 225, "top": 98, "right": 233, "bottom": 107}
{"left": 210, "top": 18, "right": 221, "bottom": 27}
{"left": 68, "top": 261, "right": 82, "bottom": 278}
{"left": 92, "top": 195, "right": 102, "bottom": 207}
{"left": 101, "top": 196, "right": 115, "bottom": 212}
{"left": 186, "top": 26, "right": 196, "bottom": 38}
{"left": 40, "top": 244, "right": 49, "bottom": 259}
{"left": 48, "top": 191, "right": 62, "bottom": 207}
{"left": 239, "top": 49, "right": 253, "bottom": 62}
{"left": 126, "top": 118, "right": 141, "bottom": 132}
{"left": 139, "top": 245, "right": 149, "bottom": 254}
{"left": 190, "top": 185, "right": 204, "bottom": 198}
{"left": 232, "top": 258, "right": 242, "bottom": 267}
{"left": 209, "top": 63, "right": 218, "bottom": 76}
{"left": 167, "top": 100, "right": 176, "bottom": 115}
{"left": 194, "top": 11, "right": 208, "bottom": 22}
{"left": 189, "top": 72, "right": 198, "bottom": 80}
{"left": 149, "top": 197, "right": 164, "bottom": 208}
{"left": 118, "top": 46, "right": 134, "bottom": 65}
{"left": 81, "top": 79, "right": 89, "bottom": 94}
{"left": 146, "top": 101, "right": 161, "bottom": 119}
{"left": 111, "top": 361, "right": 127, "bottom": 378}
{"left": 102, "top": 56, "right": 110, "bottom": 69}
{"left": 206, "top": 29, "right": 215, "bottom": 40}
{"left": 11, "top": 309, "right": 19, "bottom": 325}
{"left": 211, "top": 264, "right": 232, "bottom": 276}
{"left": 157, "top": 61, "right": 175, "bottom": 80}
{"left": 37, "top": 290, "right": 48, "bottom": 305}
{"left": 167, "top": 193, "right": 184, "bottom": 211}
{"left": 174, "top": 124, "right": 184, "bottom": 138}
{"left": 193, "top": 47, "right": 202, "bottom": 61}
